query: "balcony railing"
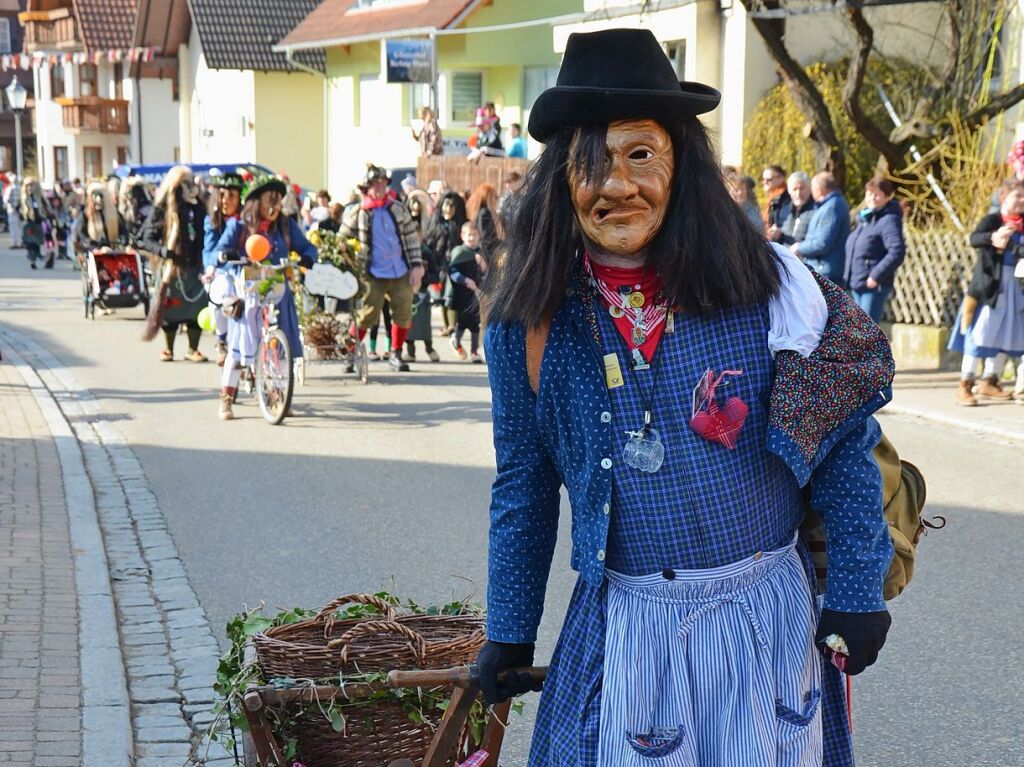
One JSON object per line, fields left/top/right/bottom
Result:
{"left": 58, "top": 98, "right": 129, "bottom": 134}
{"left": 22, "top": 15, "right": 81, "bottom": 51}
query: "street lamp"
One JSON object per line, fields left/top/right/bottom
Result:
{"left": 6, "top": 78, "right": 26, "bottom": 177}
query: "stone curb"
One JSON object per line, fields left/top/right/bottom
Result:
{"left": 1, "top": 325, "right": 229, "bottom": 766}
{"left": 884, "top": 402, "right": 1024, "bottom": 445}
{"left": 1, "top": 336, "right": 133, "bottom": 767}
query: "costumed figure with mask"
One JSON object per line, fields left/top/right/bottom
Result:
{"left": 21, "top": 177, "right": 54, "bottom": 269}
{"left": 75, "top": 181, "right": 127, "bottom": 256}
{"left": 213, "top": 175, "right": 318, "bottom": 421}
{"left": 138, "top": 165, "right": 209, "bottom": 362}
{"left": 120, "top": 176, "right": 154, "bottom": 242}
{"left": 477, "top": 30, "right": 896, "bottom": 767}
{"left": 340, "top": 164, "right": 425, "bottom": 372}
{"left": 425, "top": 191, "right": 468, "bottom": 336}
{"left": 202, "top": 171, "right": 245, "bottom": 367}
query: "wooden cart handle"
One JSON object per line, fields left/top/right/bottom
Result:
{"left": 387, "top": 665, "right": 548, "bottom": 690}
{"left": 328, "top": 620, "right": 427, "bottom": 665}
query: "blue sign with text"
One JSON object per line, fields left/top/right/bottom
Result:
{"left": 385, "top": 39, "right": 434, "bottom": 84}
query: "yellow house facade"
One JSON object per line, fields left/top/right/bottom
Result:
{"left": 277, "top": 0, "right": 582, "bottom": 196}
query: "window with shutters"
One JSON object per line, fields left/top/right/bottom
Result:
{"left": 0, "top": 20, "right": 11, "bottom": 55}
{"left": 450, "top": 71, "right": 482, "bottom": 124}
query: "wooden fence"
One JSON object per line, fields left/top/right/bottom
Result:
{"left": 883, "top": 227, "right": 973, "bottom": 327}
{"left": 416, "top": 156, "right": 529, "bottom": 197}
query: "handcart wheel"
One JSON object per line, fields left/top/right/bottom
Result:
{"left": 356, "top": 341, "right": 369, "bottom": 384}
{"left": 255, "top": 328, "right": 294, "bottom": 425}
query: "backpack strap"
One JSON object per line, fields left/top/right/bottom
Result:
{"left": 526, "top": 317, "right": 552, "bottom": 395}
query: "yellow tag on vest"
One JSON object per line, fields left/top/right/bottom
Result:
{"left": 603, "top": 353, "right": 624, "bottom": 389}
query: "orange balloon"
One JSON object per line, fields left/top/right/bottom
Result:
{"left": 245, "top": 234, "right": 271, "bottom": 262}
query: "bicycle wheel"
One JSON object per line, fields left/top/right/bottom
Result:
{"left": 255, "top": 328, "right": 293, "bottom": 425}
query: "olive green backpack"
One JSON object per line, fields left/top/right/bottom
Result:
{"left": 524, "top": 319, "right": 943, "bottom": 601}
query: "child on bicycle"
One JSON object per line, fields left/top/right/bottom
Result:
{"left": 213, "top": 175, "right": 318, "bottom": 420}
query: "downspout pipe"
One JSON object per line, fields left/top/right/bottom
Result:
{"left": 284, "top": 48, "right": 328, "bottom": 189}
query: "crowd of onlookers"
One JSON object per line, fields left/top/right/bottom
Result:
{"left": 723, "top": 164, "right": 907, "bottom": 325}
{"left": 725, "top": 154, "right": 1024, "bottom": 408}
{"left": 410, "top": 102, "right": 528, "bottom": 162}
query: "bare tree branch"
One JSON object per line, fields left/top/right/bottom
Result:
{"left": 960, "top": 81, "right": 1024, "bottom": 133}
{"left": 841, "top": 6, "right": 905, "bottom": 173}
{"left": 741, "top": 0, "right": 847, "bottom": 186}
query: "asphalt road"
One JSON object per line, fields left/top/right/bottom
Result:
{"left": 1, "top": 246, "right": 1021, "bottom": 766}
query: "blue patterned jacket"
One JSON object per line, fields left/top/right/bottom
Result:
{"left": 485, "top": 270, "right": 895, "bottom": 643}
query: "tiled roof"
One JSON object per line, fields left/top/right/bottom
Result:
{"left": 75, "top": 0, "right": 137, "bottom": 51}
{"left": 278, "top": 0, "right": 478, "bottom": 50}
{"left": 189, "top": 0, "right": 325, "bottom": 72}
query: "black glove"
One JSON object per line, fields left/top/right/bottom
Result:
{"left": 476, "top": 641, "right": 542, "bottom": 705}
{"left": 815, "top": 608, "right": 892, "bottom": 676}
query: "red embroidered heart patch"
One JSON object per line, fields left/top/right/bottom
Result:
{"left": 690, "top": 396, "right": 748, "bottom": 449}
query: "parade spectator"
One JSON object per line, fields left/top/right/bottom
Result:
{"left": 309, "top": 189, "right": 331, "bottom": 227}
{"left": 484, "top": 101, "right": 502, "bottom": 136}
{"left": 948, "top": 178, "right": 1024, "bottom": 405}
{"left": 412, "top": 106, "right": 443, "bottom": 156}
{"left": 21, "top": 177, "right": 53, "bottom": 269}
{"left": 725, "top": 169, "right": 763, "bottom": 233}
{"left": 506, "top": 123, "right": 527, "bottom": 158}
{"left": 447, "top": 221, "right": 485, "bottom": 363}
{"left": 761, "top": 164, "right": 791, "bottom": 229}
{"left": 770, "top": 171, "right": 816, "bottom": 245}
{"left": 426, "top": 191, "right": 467, "bottom": 335}
{"left": 340, "top": 164, "right": 424, "bottom": 372}
{"left": 5, "top": 174, "right": 22, "bottom": 248}
{"left": 844, "top": 176, "right": 906, "bottom": 323}
{"left": 467, "top": 108, "right": 504, "bottom": 164}
{"left": 139, "top": 166, "right": 209, "bottom": 362}
{"left": 793, "top": 172, "right": 850, "bottom": 284}
{"left": 317, "top": 202, "right": 344, "bottom": 233}
{"left": 427, "top": 179, "right": 447, "bottom": 210}
{"left": 467, "top": 182, "right": 500, "bottom": 260}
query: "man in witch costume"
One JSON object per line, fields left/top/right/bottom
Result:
{"left": 478, "top": 29, "right": 894, "bottom": 767}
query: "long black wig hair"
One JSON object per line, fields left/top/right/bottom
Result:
{"left": 485, "top": 116, "right": 783, "bottom": 326}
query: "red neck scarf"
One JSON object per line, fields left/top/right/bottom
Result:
{"left": 1002, "top": 212, "right": 1024, "bottom": 234}
{"left": 585, "top": 254, "right": 668, "bottom": 363}
{"left": 362, "top": 189, "right": 397, "bottom": 210}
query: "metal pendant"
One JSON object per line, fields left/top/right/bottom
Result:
{"left": 630, "top": 348, "right": 650, "bottom": 371}
{"left": 628, "top": 291, "right": 645, "bottom": 309}
{"left": 623, "top": 427, "right": 664, "bottom": 473}
{"left": 631, "top": 325, "right": 647, "bottom": 346}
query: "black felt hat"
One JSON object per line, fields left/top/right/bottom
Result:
{"left": 528, "top": 28, "right": 721, "bottom": 143}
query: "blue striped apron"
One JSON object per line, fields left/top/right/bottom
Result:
{"left": 597, "top": 535, "right": 822, "bottom": 767}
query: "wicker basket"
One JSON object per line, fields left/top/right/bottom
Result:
{"left": 253, "top": 594, "right": 486, "bottom": 680}
{"left": 277, "top": 693, "right": 467, "bottom": 767}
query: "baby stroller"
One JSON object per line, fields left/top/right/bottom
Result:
{"left": 82, "top": 249, "right": 151, "bottom": 319}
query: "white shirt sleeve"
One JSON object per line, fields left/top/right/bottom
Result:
{"left": 768, "top": 242, "right": 828, "bottom": 358}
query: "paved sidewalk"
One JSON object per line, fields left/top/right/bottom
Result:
{"left": 0, "top": 355, "right": 82, "bottom": 766}
{"left": 1, "top": 325, "right": 230, "bottom": 767}
{"left": 886, "top": 370, "right": 1024, "bottom": 443}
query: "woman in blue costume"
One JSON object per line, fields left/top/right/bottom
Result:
{"left": 212, "top": 175, "right": 317, "bottom": 420}
{"left": 478, "top": 30, "right": 895, "bottom": 767}
{"left": 201, "top": 171, "right": 245, "bottom": 368}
